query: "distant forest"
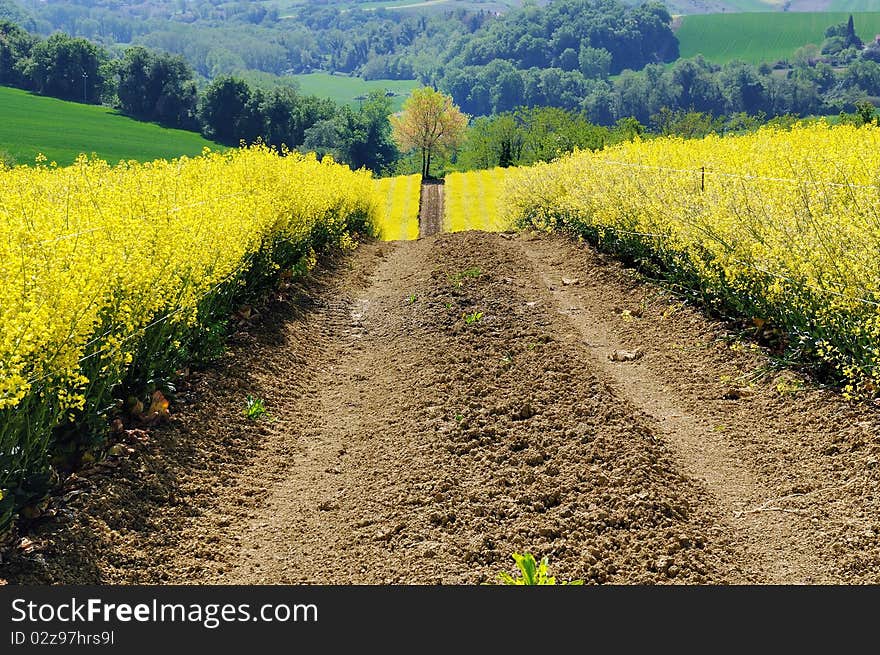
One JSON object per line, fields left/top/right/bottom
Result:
{"left": 3, "top": 0, "right": 880, "bottom": 124}
{"left": 1, "top": 0, "right": 679, "bottom": 117}
{"left": 3, "top": 0, "right": 880, "bottom": 168}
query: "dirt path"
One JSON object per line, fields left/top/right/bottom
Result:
{"left": 514, "top": 232, "right": 880, "bottom": 583}
{"left": 418, "top": 180, "right": 444, "bottom": 238}
{"left": 4, "top": 231, "right": 880, "bottom": 585}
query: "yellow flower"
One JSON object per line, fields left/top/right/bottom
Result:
{"left": 0, "top": 145, "right": 379, "bottom": 415}
{"left": 503, "top": 121, "right": 880, "bottom": 395}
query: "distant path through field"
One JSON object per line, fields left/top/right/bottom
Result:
{"left": 417, "top": 180, "right": 444, "bottom": 238}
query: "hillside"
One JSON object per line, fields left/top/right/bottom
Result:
{"left": 291, "top": 73, "right": 419, "bottom": 111}
{"left": 0, "top": 86, "right": 220, "bottom": 166}
{"left": 665, "top": 0, "right": 880, "bottom": 14}
{"left": 677, "top": 11, "right": 880, "bottom": 64}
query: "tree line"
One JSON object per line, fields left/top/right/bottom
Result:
{"left": 7, "top": 0, "right": 880, "bottom": 124}
{"left": 438, "top": 103, "right": 878, "bottom": 176}
{"left": 4, "top": 0, "right": 676, "bottom": 86}
{"left": 4, "top": 9, "right": 880, "bottom": 177}
{"left": 0, "top": 19, "right": 397, "bottom": 173}
{"left": 441, "top": 48, "right": 880, "bottom": 122}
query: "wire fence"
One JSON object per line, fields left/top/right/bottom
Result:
{"left": 6, "top": 157, "right": 880, "bottom": 407}
{"left": 584, "top": 223, "right": 880, "bottom": 309}
{"left": 589, "top": 158, "right": 880, "bottom": 191}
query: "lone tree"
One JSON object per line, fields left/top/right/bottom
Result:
{"left": 391, "top": 87, "right": 468, "bottom": 179}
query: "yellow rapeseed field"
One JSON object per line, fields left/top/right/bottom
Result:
{"left": 445, "top": 168, "right": 516, "bottom": 233}
{"left": 373, "top": 173, "right": 421, "bottom": 240}
{"left": 0, "top": 145, "right": 377, "bottom": 526}
{"left": 503, "top": 122, "right": 880, "bottom": 396}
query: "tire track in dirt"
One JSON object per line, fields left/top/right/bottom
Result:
{"left": 214, "top": 232, "right": 738, "bottom": 584}
{"left": 6, "top": 231, "right": 879, "bottom": 585}
{"left": 512, "top": 230, "right": 880, "bottom": 583}
{"left": 2, "top": 232, "right": 740, "bottom": 584}
{"left": 0, "top": 249, "right": 385, "bottom": 584}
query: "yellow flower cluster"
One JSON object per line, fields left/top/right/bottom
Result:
{"left": 503, "top": 122, "right": 880, "bottom": 395}
{"left": 0, "top": 145, "right": 377, "bottom": 413}
{"left": 373, "top": 174, "right": 421, "bottom": 241}
{"left": 445, "top": 167, "right": 516, "bottom": 233}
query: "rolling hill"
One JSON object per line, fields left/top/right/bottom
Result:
{"left": 291, "top": 73, "right": 419, "bottom": 111}
{"left": 0, "top": 86, "right": 221, "bottom": 166}
{"left": 676, "top": 11, "right": 880, "bottom": 64}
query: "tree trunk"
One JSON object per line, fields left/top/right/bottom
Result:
{"left": 426, "top": 149, "right": 432, "bottom": 180}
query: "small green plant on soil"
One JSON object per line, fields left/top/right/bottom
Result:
{"left": 463, "top": 311, "right": 483, "bottom": 324}
{"left": 498, "top": 553, "right": 583, "bottom": 585}
{"left": 449, "top": 267, "right": 482, "bottom": 288}
{"left": 243, "top": 395, "right": 269, "bottom": 420}
{"left": 407, "top": 293, "right": 417, "bottom": 304}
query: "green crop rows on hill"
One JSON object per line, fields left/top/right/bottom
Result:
{"left": 677, "top": 12, "right": 880, "bottom": 64}
{"left": 0, "top": 86, "right": 220, "bottom": 166}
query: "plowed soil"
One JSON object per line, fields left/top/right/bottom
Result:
{"left": 4, "top": 230, "right": 880, "bottom": 585}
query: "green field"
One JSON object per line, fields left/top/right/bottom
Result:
{"left": 669, "top": 0, "right": 782, "bottom": 12}
{"left": 0, "top": 86, "right": 221, "bottom": 166}
{"left": 292, "top": 73, "right": 420, "bottom": 111}
{"left": 677, "top": 12, "right": 880, "bottom": 64}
